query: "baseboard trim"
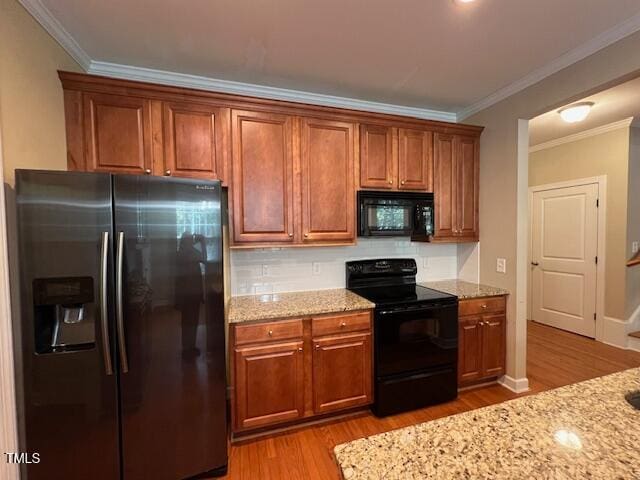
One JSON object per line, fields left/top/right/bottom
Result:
{"left": 498, "top": 375, "right": 530, "bottom": 394}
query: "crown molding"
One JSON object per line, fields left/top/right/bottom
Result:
{"left": 87, "top": 61, "right": 457, "bottom": 122}
{"left": 529, "top": 117, "right": 634, "bottom": 153}
{"left": 458, "top": 11, "right": 640, "bottom": 121}
{"left": 17, "top": 0, "right": 91, "bottom": 70}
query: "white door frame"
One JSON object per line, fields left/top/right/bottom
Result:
{"left": 0, "top": 118, "right": 19, "bottom": 477}
{"left": 527, "top": 176, "right": 607, "bottom": 341}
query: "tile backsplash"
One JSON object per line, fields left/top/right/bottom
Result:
{"left": 230, "top": 238, "right": 463, "bottom": 296}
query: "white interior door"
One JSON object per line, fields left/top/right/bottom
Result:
{"left": 531, "top": 183, "right": 599, "bottom": 337}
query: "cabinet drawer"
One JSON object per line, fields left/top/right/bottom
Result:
{"left": 234, "top": 319, "right": 303, "bottom": 346}
{"left": 459, "top": 296, "right": 506, "bottom": 316}
{"left": 312, "top": 312, "right": 371, "bottom": 337}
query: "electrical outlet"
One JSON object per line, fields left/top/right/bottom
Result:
{"left": 496, "top": 258, "right": 506, "bottom": 274}
{"left": 633, "top": 241, "right": 639, "bottom": 254}
{"left": 312, "top": 262, "right": 321, "bottom": 275}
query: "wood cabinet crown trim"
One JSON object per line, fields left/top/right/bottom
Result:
{"left": 59, "top": 71, "right": 483, "bottom": 136}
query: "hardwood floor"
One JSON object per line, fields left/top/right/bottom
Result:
{"left": 224, "top": 321, "right": 640, "bottom": 479}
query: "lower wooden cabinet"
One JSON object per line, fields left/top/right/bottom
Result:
{"left": 234, "top": 340, "right": 305, "bottom": 430}
{"left": 458, "top": 296, "right": 507, "bottom": 387}
{"left": 312, "top": 332, "right": 372, "bottom": 414}
{"left": 230, "top": 311, "right": 373, "bottom": 435}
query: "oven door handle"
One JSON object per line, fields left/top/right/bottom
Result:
{"left": 377, "top": 304, "right": 456, "bottom": 316}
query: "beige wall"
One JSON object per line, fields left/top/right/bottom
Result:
{"left": 628, "top": 127, "right": 640, "bottom": 318}
{"left": 0, "top": 0, "right": 81, "bottom": 187}
{"left": 467, "top": 30, "right": 640, "bottom": 381}
{"left": 529, "top": 128, "right": 630, "bottom": 319}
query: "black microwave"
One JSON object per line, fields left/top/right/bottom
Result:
{"left": 358, "top": 191, "right": 434, "bottom": 240}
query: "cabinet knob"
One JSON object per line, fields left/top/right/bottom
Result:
{"left": 401, "top": 180, "right": 405, "bottom": 185}
{"left": 481, "top": 304, "right": 487, "bottom": 309}
{"left": 144, "top": 169, "right": 152, "bottom": 175}
{"left": 288, "top": 233, "right": 293, "bottom": 237}
{"left": 304, "top": 233, "right": 309, "bottom": 238}
{"left": 315, "top": 344, "right": 320, "bottom": 349}
{"left": 164, "top": 170, "right": 172, "bottom": 176}
{"left": 388, "top": 179, "right": 393, "bottom": 184}
{"left": 298, "top": 347, "right": 303, "bottom": 352}
{"left": 340, "top": 322, "right": 346, "bottom": 328}
{"left": 268, "top": 330, "right": 273, "bottom": 336}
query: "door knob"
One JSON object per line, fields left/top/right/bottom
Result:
{"left": 531, "top": 262, "right": 539, "bottom": 266}
{"left": 164, "top": 170, "right": 172, "bottom": 176}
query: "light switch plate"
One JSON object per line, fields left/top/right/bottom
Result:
{"left": 262, "top": 264, "right": 269, "bottom": 276}
{"left": 496, "top": 258, "right": 506, "bottom": 274}
{"left": 312, "top": 262, "right": 321, "bottom": 275}
{"left": 633, "top": 241, "right": 639, "bottom": 254}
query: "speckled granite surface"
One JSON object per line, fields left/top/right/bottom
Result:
{"left": 421, "top": 279, "right": 509, "bottom": 299}
{"left": 335, "top": 368, "right": 640, "bottom": 479}
{"left": 227, "top": 289, "right": 375, "bottom": 323}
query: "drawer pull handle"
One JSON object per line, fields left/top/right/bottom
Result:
{"left": 268, "top": 330, "right": 273, "bottom": 336}
{"left": 340, "top": 322, "right": 346, "bottom": 327}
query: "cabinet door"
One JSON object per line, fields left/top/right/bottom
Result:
{"left": 456, "top": 136, "right": 479, "bottom": 239}
{"left": 83, "top": 92, "right": 152, "bottom": 174}
{"left": 301, "top": 118, "right": 356, "bottom": 243}
{"left": 359, "top": 124, "right": 395, "bottom": 189}
{"left": 163, "top": 101, "right": 229, "bottom": 182}
{"left": 398, "top": 128, "right": 433, "bottom": 191}
{"left": 458, "top": 315, "right": 483, "bottom": 384}
{"left": 231, "top": 110, "right": 295, "bottom": 244}
{"left": 433, "top": 133, "right": 456, "bottom": 239}
{"left": 312, "top": 333, "right": 372, "bottom": 414}
{"left": 481, "top": 313, "right": 506, "bottom": 378}
{"left": 234, "top": 341, "right": 304, "bottom": 430}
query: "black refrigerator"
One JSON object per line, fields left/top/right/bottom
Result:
{"left": 13, "top": 170, "right": 228, "bottom": 479}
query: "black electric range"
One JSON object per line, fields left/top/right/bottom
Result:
{"left": 346, "top": 258, "right": 459, "bottom": 417}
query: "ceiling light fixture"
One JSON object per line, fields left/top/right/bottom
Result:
{"left": 453, "top": 0, "right": 477, "bottom": 4}
{"left": 558, "top": 102, "right": 594, "bottom": 123}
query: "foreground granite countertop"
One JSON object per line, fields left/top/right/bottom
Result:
{"left": 421, "top": 279, "right": 509, "bottom": 299}
{"left": 335, "top": 368, "right": 640, "bottom": 479}
{"left": 227, "top": 289, "right": 375, "bottom": 324}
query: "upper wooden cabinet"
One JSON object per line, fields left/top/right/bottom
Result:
{"left": 398, "top": 128, "right": 433, "bottom": 191}
{"left": 231, "top": 110, "right": 295, "bottom": 244}
{"left": 83, "top": 92, "right": 153, "bottom": 175}
{"left": 59, "top": 72, "right": 482, "bottom": 248}
{"left": 359, "top": 124, "right": 433, "bottom": 192}
{"left": 162, "top": 101, "right": 229, "bottom": 181}
{"left": 300, "top": 118, "right": 356, "bottom": 243}
{"left": 359, "top": 124, "right": 395, "bottom": 189}
{"left": 433, "top": 133, "right": 479, "bottom": 242}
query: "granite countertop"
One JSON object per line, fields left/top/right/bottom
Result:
{"left": 421, "top": 279, "right": 509, "bottom": 299}
{"left": 335, "top": 368, "right": 640, "bottom": 479}
{"left": 227, "top": 288, "right": 375, "bottom": 324}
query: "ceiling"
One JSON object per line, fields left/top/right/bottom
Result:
{"left": 529, "top": 75, "right": 640, "bottom": 145}
{"left": 24, "top": 0, "right": 640, "bottom": 118}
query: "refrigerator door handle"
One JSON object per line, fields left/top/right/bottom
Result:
{"left": 116, "top": 231, "right": 130, "bottom": 373}
{"left": 100, "top": 232, "right": 113, "bottom": 376}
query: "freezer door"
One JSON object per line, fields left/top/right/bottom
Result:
{"left": 113, "top": 175, "right": 227, "bottom": 479}
{"left": 15, "top": 170, "right": 119, "bottom": 480}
